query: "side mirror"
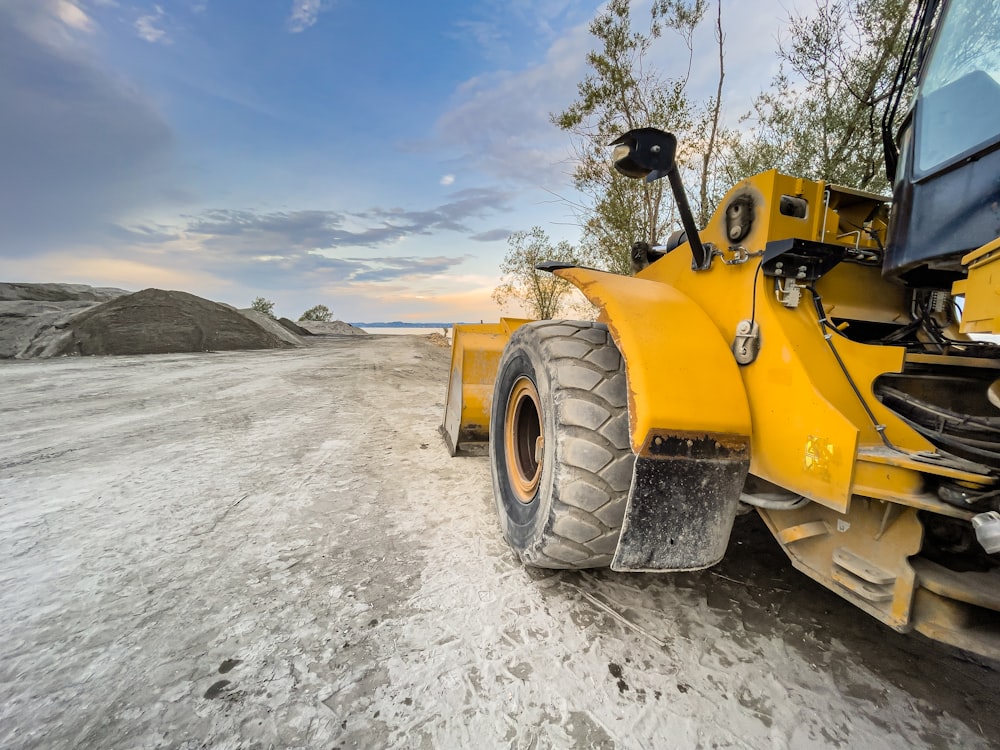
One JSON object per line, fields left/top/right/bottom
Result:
{"left": 609, "top": 127, "right": 710, "bottom": 270}
{"left": 610, "top": 128, "right": 678, "bottom": 182}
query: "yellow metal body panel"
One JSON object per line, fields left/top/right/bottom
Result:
{"left": 953, "top": 234, "right": 1000, "bottom": 334}
{"left": 561, "top": 171, "right": 932, "bottom": 512}
{"left": 441, "top": 318, "right": 531, "bottom": 454}
{"left": 818, "top": 263, "right": 908, "bottom": 324}
{"left": 554, "top": 267, "right": 751, "bottom": 453}
{"left": 758, "top": 500, "right": 922, "bottom": 631}
{"left": 444, "top": 166, "right": 1000, "bottom": 656}
{"left": 555, "top": 168, "right": 1000, "bottom": 654}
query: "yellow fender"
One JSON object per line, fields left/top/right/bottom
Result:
{"left": 555, "top": 266, "right": 752, "bottom": 453}
{"left": 555, "top": 266, "right": 752, "bottom": 571}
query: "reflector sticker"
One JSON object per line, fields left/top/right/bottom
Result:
{"left": 804, "top": 435, "right": 834, "bottom": 482}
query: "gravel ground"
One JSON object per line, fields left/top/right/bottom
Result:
{"left": 1, "top": 336, "right": 999, "bottom": 749}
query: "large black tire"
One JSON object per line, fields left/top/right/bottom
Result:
{"left": 489, "top": 320, "right": 635, "bottom": 568}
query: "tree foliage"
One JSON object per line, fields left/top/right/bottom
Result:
{"left": 724, "top": 0, "right": 914, "bottom": 193}
{"left": 547, "top": 0, "right": 915, "bottom": 285}
{"left": 299, "top": 304, "right": 333, "bottom": 322}
{"left": 250, "top": 297, "right": 275, "bottom": 318}
{"left": 491, "top": 227, "right": 583, "bottom": 320}
{"left": 552, "top": 0, "right": 727, "bottom": 275}
{"left": 496, "top": 0, "right": 917, "bottom": 314}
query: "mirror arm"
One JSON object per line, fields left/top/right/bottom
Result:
{"left": 611, "top": 128, "right": 711, "bottom": 270}
{"left": 663, "top": 167, "right": 710, "bottom": 270}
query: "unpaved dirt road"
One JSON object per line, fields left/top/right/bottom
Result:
{"left": 2, "top": 336, "right": 999, "bottom": 749}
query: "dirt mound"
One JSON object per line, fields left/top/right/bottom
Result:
{"left": 277, "top": 317, "right": 313, "bottom": 336}
{"left": 50, "top": 289, "right": 294, "bottom": 356}
{"left": 0, "top": 282, "right": 129, "bottom": 303}
{"left": 296, "top": 320, "right": 368, "bottom": 336}
{"left": 0, "top": 300, "right": 96, "bottom": 358}
{"left": 238, "top": 310, "right": 305, "bottom": 347}
{"left": 0, "top": 283, "right": 134, "bottom": 358}
{"left": 424, "top": 332, "right": 451, "bottom": 348}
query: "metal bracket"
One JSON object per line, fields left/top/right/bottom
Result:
{"left": 775, "top": 277, "right": 804, "bottom": 308}
{"left": 732, "top": 319, "right": 761, "bottom": 365}
{"left": 692, "top": 242, "right": 719, "bottom": 271}
{"left": 722, "top": 246, "right": 763, "bottom": 266}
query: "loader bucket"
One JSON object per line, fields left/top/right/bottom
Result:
{"left": 953, "top": 236, "right": 1000, "bottom": 334}
{"left": 442, "top": 318, "right": 532, "bottom": 456}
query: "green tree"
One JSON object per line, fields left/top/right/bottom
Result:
{"left": 724, "top": 0, "right": 914, "bottom": 192}
{"left": 250, "top": 296, "right": 275, "bottom": 318}
{"left": 552, "top": 0, "right": 727, "bottom": 274}
{"left": 299, "top": 304, "right": 333, "bottom": 322}
{"left": 492, "top": 227, "right": 583, "bottom": 320}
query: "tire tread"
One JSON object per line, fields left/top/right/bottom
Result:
{"left": 521, "top": 320, "right": 634, "bottom": 567}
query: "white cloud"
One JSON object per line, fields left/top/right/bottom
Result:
{"left": 434, "top": 19, "right": 592, "bottom": 186}
{"left": 435, "top": 0, "right": 794, "bottom": 187}
{"left": 0, "top": 0, "right": 175, "bottom": 255}
{"left": 135, "top": 5, "right": 170, "bottom": 45}
{"left": 172, "top": 187, "right": 513, "bottom": 256}
{"left": 440, "top": 174, "right": 455, "bottom": 186}
{"left": 450, "top": 0, "right": 592, "bottom": 63}
{"left": 55, "top": 0, "right": 93, "bottom": 32}
{"left": 451, "top": 19, "right": 509, "bottom": 61}
{"left": 287, "top": 0, "right": 323, "bottom": 33}
{"left": 5, "top": 0, "right": 96, "bottom": 51}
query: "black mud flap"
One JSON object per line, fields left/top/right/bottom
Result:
{"left": 612, "top": 433, "right": 749, "bottom": 572}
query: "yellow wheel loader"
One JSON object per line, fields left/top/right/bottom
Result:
{"left": 443, "top": 0, "right": 1000, "bottom": 659}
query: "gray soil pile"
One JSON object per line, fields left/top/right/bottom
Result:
{"left": 277, "top": 317, "right": 313, "bottom": 336}
{"left": 0, "top": 282, "right": 129, "bottom": 303}
{"left": 0, "top": 283, "right": 366, "bottom": 358}
{"left": 296, "top": 319, "right": 368, "bottom": 335}
{"left": 238, "top": 309, "right": 306, "bottom": 347}
{"left": 49, "top": 289, "right": 296, "bottom": 356}
{"left": 0, "top": 282, "right": 131, "bottom": 358}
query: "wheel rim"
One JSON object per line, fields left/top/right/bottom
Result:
{"left": 504, "top": 376, "right": 543, "bottom": 503}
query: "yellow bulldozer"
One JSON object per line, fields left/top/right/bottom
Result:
{"left": 443, "top": 0, "right": 1000, "bottom": 659}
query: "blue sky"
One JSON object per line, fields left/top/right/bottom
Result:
{"left": 0, "top": 0, "right": 790, "bottom": 322}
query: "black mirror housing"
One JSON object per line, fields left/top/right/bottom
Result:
{"left": 609, "top": 127, "right": 711, "bottom": 270}
{"left": 609, "top": 128, "right": 677, "bottom": 182}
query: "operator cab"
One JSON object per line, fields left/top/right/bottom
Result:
{"left": 884, "top": 0, "right": 1000, "bottom": 286}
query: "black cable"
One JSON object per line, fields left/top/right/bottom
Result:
{"left": 873, "top": 291, "right": 1000, "bottom": 355}
{"left": 749, "top": 259, "right": 764, "bottom": 327}
{"left": 808, "top": 285, "right": 897, "bottom": 451}
{"left": 893, "top": 411, "right": 1000, "bottom": 464}
{"left": 882, "top": 0, "right": 938, "bottom": 181}
{"left": 914, "top": 293, "right": 1000, "bottom": 354}
{"left": 884, "top": 0, "right": 928, "bottom": 132}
